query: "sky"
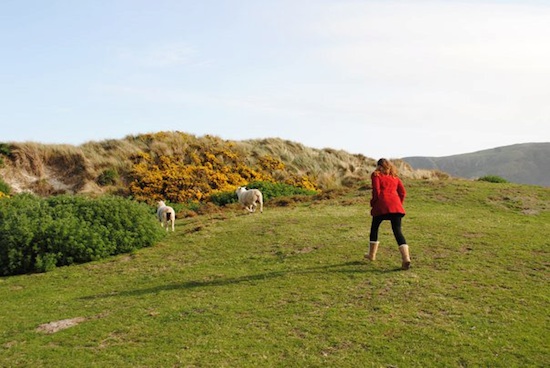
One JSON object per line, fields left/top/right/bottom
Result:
{"left": 1, "top": 0, "right": 549, "bottom": 159}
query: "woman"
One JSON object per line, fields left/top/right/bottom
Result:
{"left": 367, "top": 158, "right": 411, "bottom": 270}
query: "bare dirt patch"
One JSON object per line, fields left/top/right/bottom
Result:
{"left": 36, "top": 317, "right": 87, "bottom": 334}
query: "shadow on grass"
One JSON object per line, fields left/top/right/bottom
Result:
{"left": 80, "top": 261, "right": 402, "bottom": 300}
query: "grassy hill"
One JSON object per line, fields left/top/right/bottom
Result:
{"left": 0, "top": 131, "right": 442, "bottom": 200}
{"left": 402, "top": 142, "right": 550, "bottom": 187}
{"left": 1, "top": 179, "right": 548, "bottom": 367}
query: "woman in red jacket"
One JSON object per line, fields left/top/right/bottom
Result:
{"left": 367, "top": 158, "right": 411, "bottom": 270}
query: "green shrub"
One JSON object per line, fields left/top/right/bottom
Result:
{"left": 0, "top": 143, "right": 11, "bottom": 156}
{"left": 0, "top": 194, "right": 165, "bottom": 276}
{"left": 478, "top": 175, "right": 508, "bottom": 183}
{"left": 247, "top": 181, "right": 317, "bottom": 200}
{"left": 210, "top": 191, "right": 238, "bottom": 206}
{"left": 159, "top": 200, "right": 189, "bottom": 214}
{"left": 0, "top": 143, "right": 10, "bottom": 167}
{"left": 0, "top": 177, "right": 10, "bottom": 195}
{"left": 210, "top": 181, "right": 317, "bottom": 206}
{"left": 97, "top": 169, "right": 119, "bottom": 186}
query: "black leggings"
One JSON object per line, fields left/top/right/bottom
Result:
{"left": 369, "top": 214, "right": 407, "bottom": 246}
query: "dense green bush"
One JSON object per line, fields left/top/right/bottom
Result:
{"left": 0, "top": 194, "right": 165, "bottom": 276}
{"left": 210, "top": 181, "right": 317, "bottom": 206}
{"left": 478, "top": 175, "right": 508, "bottom": 183}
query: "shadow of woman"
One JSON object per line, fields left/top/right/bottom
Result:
{"left": 80, "top": 260, "right": 400, "bottom": 300}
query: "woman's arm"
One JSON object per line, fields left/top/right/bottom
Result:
{"left": 397, "top": 178, "right": 406, "bottom": 203}
{"left": 371, "top": 174, "right": 381, "bottom": 206}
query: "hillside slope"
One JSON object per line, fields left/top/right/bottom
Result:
{"left": 0, "top": 180, "right": 548, "bottom": 366}
{"left": 402, "top": 142, "right": 550, "bottom": 186}
{"left": 0, "top": 131, "right": 442, "bottom": 199}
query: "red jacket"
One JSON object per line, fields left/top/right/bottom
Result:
{"left": 370, "top": 172, "right": 406, "bottom": 216}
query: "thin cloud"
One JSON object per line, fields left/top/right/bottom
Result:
{"left": 292, "top": 1, "right": 550, "bottom": 134}
{"left": 309, "top": 1, "right": 550, "bottom": 76}
{"left": 116, "top": 42, "right": 200, "bottom": 68}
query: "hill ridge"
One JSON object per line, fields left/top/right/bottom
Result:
{"left": 0, "top": 131, "right": 443, "bottom": 199}
{"left": 403, "top": 142, "right": 550, "bottom": 187}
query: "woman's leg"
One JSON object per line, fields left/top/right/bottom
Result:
{"left": 389, "top": 214, "right": 411, "bottom": 269}
{"left": 369, "top": 216, "right": 384, "bottom": 242}
{"left": 389, "top": 214, "right": 407, "bottom": 245}
{"left": 367, "top": 216, "right": 384, "bottom": 260}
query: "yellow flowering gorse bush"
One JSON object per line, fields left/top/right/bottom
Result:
{"left": 128, "top": 133, "right": 317, "bottom": 203}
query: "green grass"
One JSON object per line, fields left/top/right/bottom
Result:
{"left": 1, "top": 180, "right": 548, "bottom": 367}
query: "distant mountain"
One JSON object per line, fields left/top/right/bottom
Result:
{"left": 402, "top": 143, "right": 550, "bottom": 186}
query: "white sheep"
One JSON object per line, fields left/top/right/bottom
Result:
{"left": 236, "top": 187, "right": 263, "bottom": 213}
{"left": 157, "top": 200, "right": 175, "bottom": 231}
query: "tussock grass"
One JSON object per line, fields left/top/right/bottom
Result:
{"left": 81, "top": 139, "right": 141, "bottom": 173}
{"left": 240, "top": 138, "right": 377, "bottom": 188}
{"left": 1, "top": 143, "right": 95, "bottom": 194}
{"left": 1, "top": 131, "right": 447, "bottom": 198}
{"left": 9, "top": 142, "right": 48, "bottom": 177}
{"left": 0, "top": 180, "right": 548, "bottom": 367}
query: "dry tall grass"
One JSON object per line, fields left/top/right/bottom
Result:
{"left": 0, "top": 131, "right": 445, "bottom": 198}
{"left": 1, "top": 142, "right": 95, "bottom": 194}
{"left": 239, "top": 138, "right": 377, "bottom": 188}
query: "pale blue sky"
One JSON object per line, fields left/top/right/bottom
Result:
{"left": 1, "top": 0, "right": 549, "bottom": 158}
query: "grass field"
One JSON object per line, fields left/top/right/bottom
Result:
{"left": 1, "top": 180, "right": 548, "bottom": 367}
